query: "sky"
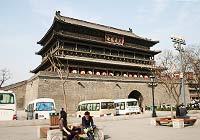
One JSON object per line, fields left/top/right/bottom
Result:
{"left": 0, "top": 0, "right": 200, "bottom": 86}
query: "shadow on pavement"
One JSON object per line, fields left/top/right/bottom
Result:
{"left": 104, "top": 135, "right": 111, "bottom": 139}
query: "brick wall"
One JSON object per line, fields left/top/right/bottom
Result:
{"left": 2, "top": 71, "right": 191, "bottom": 114}
{"left": 1, "top": 81, "right": 27, "bottom": 109}
{"left": 28, "top": 71, "right": 190, "bottom": 114}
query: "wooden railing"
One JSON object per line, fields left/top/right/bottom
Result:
{"left": 56, "top": 48, "right": 154, "bottom": 66}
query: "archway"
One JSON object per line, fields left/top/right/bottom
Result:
{"left": 128, "top": 90, "right": 143, "bottom": 107}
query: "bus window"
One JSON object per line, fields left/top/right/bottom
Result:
{"left": 30, "top": 104, "right": 34, "bottom": 111}
{"left": 101, "top": 102, "right": 115, "bottom": 109}
{"left": 87, "top": 103, "right": 100, "bottom": 111}
{"left": 36, "top": 102, "right": 54, "bottom": 111}
{"left": 0, "top": 93, "right": 14, "bottom": 104}
{"left": 127, "top": 101, "right": 137, "bottom": 106}
{"left": 27, "top": 104, "right": 30, "bottom": 112}
{"left": 115, "top": 103, "right": 120, "bottom": 109}
{"left": 96, "top": 103, "right": 100, "bottom": 110}
{"left": 81, "top": 104, "right": 87, "bottom": 111}
{"left": 120, "top": 102, "right": 125, "bottom": 110}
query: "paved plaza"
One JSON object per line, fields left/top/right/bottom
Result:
{"left": 0, "top": 111, "right": 199, "bottom": 140}
{"left": 100, "top": 118, "right": 200, "bottom": 140}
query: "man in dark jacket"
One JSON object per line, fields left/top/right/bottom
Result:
{"left": 82, "top": 111, "right": 95, "bottom": 128}
{"left": 82, "top": 111, "right": 96, "bottom": 140}
{"left": 180, "top": 104, "right": 188, "bottom": 117}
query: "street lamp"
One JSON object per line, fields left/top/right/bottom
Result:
{"left": 171, "top": 36, "right": 186, "bottom": 105}
{"left": 149, "top": 76, "right": 158, "bottom": 117}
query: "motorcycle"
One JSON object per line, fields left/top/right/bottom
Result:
{"left": 83, "top": 126, "right": 95, "bottom": 140}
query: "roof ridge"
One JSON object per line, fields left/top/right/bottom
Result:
{"left": 54, "top": 11, "right": 156, "bottom": 42}
{"left": 55, "top": 11, "right": 139, "bottom": 37}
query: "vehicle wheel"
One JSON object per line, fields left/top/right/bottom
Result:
{"left": 94, "top": 128, "right": 104, "bottom": 140}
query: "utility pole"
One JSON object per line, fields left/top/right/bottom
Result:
{"left": 171, "top": 36, "right": 186, "bottom": 105}
{"left": 149, "top": 76, "right": 158, "bottom": 117}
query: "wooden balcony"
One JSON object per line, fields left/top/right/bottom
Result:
{"left": 53, "top": 48, "right": 154, "bottom": 67}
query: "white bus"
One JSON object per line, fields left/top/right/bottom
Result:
{"left": 114, "top": 99, "right": 140, "bottom": 115}
{"left": 76, "top": 99, "right": 116, "bottom": 117}
{"left": 25, "top": 98, "right": 56, "bottom": 120}
{"left": 0, "top": 90, "right": 17, "bottom": 121}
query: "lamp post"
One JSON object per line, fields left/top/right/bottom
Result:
{"left": 149, "top": 76, "right": 157, "bottom": 117}
{"left": 171, "top": 36, "right": 186, "bottom": 105}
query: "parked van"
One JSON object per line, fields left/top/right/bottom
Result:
{"left": 25, "top": 98, "right": 56, "bottom": 120}
{"left": 0, "top": 90, "right": 17, "bottom": 121}
{"left": 76, "top": 99, "right": 116, "bottom": 117}
{"left": 114, "top": 99, "right": 140, "bottom": 115}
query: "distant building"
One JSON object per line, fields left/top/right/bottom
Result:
{"left": 185, "top": 72, "right": 200, "bottom": 101}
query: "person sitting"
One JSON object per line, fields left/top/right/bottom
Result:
{"left": 59, "top": 110, "right": 81, "bottom": 140}
{"left": 82, "top": 111, "right": 96, "bottom": 140}
{"left": 179, "top": 104, "right": 189, "bottom": 118}
{"left": 175, "top": 105, "right": 181, "bottom": 117}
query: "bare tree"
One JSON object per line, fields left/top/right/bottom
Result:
{"left": 47, "top": 54, "right": 69, "bottom": 111}
{"left": 184, "top": 46, "right": 200, "bottom": 99}
{"left": 0, "top": 68, "right": 11, "bottom": 88}
{"left": 155, "top": 50, "right": 182, "bottom": 105}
